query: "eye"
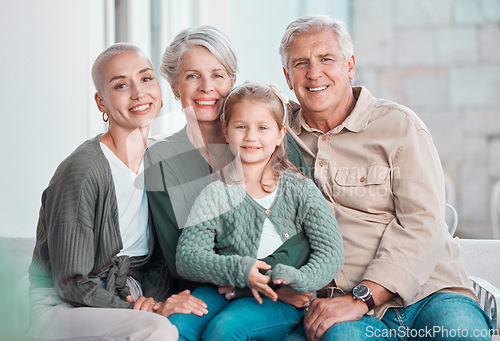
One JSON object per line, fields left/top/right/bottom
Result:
{"left": 294, "top": 61, "right": 308, "bottom": 68}
{"left": 114, "top": 83, "right": 127, "bottom": 90}
{"left": 258, "top": 126, "right": 268, "bottom": 131}
{"left": 143, "top": 76, "right": 154, "bottom": 82}
{"left": 236, "top": 125, "right": 246, "bottom": 129}
{"left": 187, "top": 74, "right": 198, "bottom": 79}
{"left": 321, "top": 57, "right": 333, "bottom": 63}
{"left": 214, "top": 74, "right": 225, "bottom": 79}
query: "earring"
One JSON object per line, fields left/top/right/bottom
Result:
{"left": 102, "top": 112, "right": 109, "bottom": 122}
{"left": 175, "top": 94, "right": 180, "bottom": 100}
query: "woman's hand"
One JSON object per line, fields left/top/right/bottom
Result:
{"left": 218, "top": 286, "right": 236, "bottom": 300}
{"left": 277, "top": 287, "right": 313, "bottom": 308}
{"left": 247, "top": 260, "right": 278, "bottom": 304}
{"left": 154, "top": 290, "right": 208, "bottom": 318}
{"left": 127, "top": 295, "right": 160, "bottom": 312}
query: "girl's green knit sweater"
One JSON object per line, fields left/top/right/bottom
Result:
{"left": 176, "top": 171, "right": 344, "bottom": 293}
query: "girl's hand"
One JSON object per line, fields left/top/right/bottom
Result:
{"left": 127, "top": 295, "right": 160, "bottom": 312}
{"left": 154, "top": 290, "right": 208, "bottom": 317}
{"left": 248, "top": 260, "right": 278, "bottom": 304}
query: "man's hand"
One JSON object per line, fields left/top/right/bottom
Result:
{"left": 304, "top": 295, "right": 368, "bottom": 341}
{"left": 277, "top": 287, "right": 313, "bottom": 308}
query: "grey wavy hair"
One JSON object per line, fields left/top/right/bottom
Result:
{"left": 91, "top": 42, "right": 148, "bottom": 94}
{"left": 160, "top": 25, "right": 238, "bottom": 86}
{"left": 279, "top": 14, "right": 354, "bottom": 71}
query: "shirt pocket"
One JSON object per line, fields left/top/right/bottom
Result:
{"left": 333, "top": 165, "right": 392, "bottom": 215}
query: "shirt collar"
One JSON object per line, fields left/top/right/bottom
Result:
{"left": 289, "top": 86, "right": 375, "bottom": 135}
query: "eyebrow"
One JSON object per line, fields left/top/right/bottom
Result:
{"left": 291, "top": 53, "right": 335, "bottom": 64}
{"left": 109, "top": 67, "right": 153, "bottom": 83}
{"left": 290, "top": 57, "right": 308, "bottom": 64}
{"left": 183, "top": 68, "right": 227, "bottom": 73}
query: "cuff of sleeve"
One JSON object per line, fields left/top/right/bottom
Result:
{"left": 241, "top": 257, "right": 257, "bottom": 288}
{"left": 270, "top": 264, "right": 297, "bottom": 287}
{"left": 363, "top": 260, "right": 420, "bottom": 306}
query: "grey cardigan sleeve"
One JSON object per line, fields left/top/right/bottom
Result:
{"left": 268, "top": 179, "right": 344, "bottom": 293}
{"left": 175, "top": 184, "right": 256, "bottom": 288}
{"left": 49, "top": 221, "right": 132, "bottom": 309}
{"left": 30, "top": 140, "right": 133, "bottom": 309}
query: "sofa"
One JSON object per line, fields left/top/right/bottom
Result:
{"left": 1, "top": 237, "right": 498, "bottom": 340}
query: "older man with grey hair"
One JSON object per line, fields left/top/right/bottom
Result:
{"left": 280, "top": 14, "right": 492, "bottom": 341}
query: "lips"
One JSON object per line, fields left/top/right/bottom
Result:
{"left": 307, "top": 85, "right": 329, "bottom": 92}
{"left": 194, "top": 99, "right": 218, "bottom": 106}
{"left": 130, "top": 103, "right": 151, "bottom": 112}
{"left": 241, "top": 146, "right": 261, "bottom": 151}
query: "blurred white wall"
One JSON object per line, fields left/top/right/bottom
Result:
{"left": 0, "top": 0, "right": 349, "bottom": 238}
{"left": 0, "top": 1, "right": 96, "bottom": 237}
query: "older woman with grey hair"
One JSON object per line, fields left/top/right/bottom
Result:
{"left": 28, "top": 43, "right": 208, "bottom": 341}
{"left": 144, "top": 26, "right": 312, "bottom": 340}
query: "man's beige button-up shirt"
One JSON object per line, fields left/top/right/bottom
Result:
{"left": 288, "top": 86, "right": 474, "bottom": 317}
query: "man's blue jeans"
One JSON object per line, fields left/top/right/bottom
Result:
{"left": 169, "top": 285, "right": 304, "bottom": 341}
{"left": 284, "top": 292, "right": 493, "bottom": 341}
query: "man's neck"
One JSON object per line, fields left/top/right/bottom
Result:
{"left": 303, "top": 93, "right": 357, "bottom": 133}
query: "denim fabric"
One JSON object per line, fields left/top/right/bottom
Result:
{"left": 168, "top": 286, "right": 230, "bottom": 341}
{"left": 283, "top": 293, "right": 492, "bottom": 341}
{"left": 203, "top": 295, "right": 304, "bottom": 341}
{"left": 169, "top": 286, "right": 304, "bottom": 341}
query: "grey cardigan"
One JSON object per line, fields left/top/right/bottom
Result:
{"left": 29, "top": 135, "right": 171, "bottom": 309}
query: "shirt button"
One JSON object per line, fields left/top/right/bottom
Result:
{"left": 321, "top": 135, "right": 328, "bottom": 142}
{"left": 265, "top": 209, "right": 271, "bottom": 214}
{"left": 318, "top": 160, "right": 325, "bottom": 167}
{"left": 360, "top": 176, "right": 366, "bottom": 183}
{"left": 284, "top": 233, "right": 290, "bottom": 238}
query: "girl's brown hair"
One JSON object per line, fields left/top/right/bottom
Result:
{"left": 221, "top": 82, "right": 302, "bottom": 192}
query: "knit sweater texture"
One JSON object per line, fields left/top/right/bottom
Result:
{"left": 29, "top": 135, "right": 171, "bottom": 309}
{"left": 176, "top": 171, "right": 344, "bottom": 293}
{"left": 144, "top": 127, "right": 311, "bottom": 294}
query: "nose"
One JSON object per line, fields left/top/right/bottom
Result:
{"left": 199, "top": 77, "right": 214, "bottom": 93}
{"left": 244, "top": 127, "right": 257, "bottom": 141}
{"left": 131, "top": 82, "right": 146, "bottom": 101}
{"left": 306, "top": 60, "right": 322, "bottom": 80}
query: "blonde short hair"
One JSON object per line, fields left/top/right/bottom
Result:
{"left": 91, "top": 43, "right": 148, "bottom": 93}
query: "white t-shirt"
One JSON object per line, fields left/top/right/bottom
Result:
{"left": 100, "top": 143, "right": 149, "bottom": 257}
{"left": 254, "top": 189, "right": 283, "bottom": 259}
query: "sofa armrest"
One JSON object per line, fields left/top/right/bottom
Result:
{"left": 470, "top": 276, "right": 500, "bottom": 331}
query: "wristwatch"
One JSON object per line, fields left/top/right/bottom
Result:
{"left": 352, "top": 284, "right": 375, "bottom": 311}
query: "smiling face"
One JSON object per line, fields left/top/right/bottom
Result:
{"left": 173, "top": 46, "right": 235, "bottom": 122}
{"left": 95, "top": 50, "right": 162, "bottom": 132}
{"left": 283, "top": 29, "right": 355, "bottom": 123}
{"left": 223, "top": 100, "right": 286, "bottom": 169}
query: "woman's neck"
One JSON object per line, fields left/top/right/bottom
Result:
{"left": 100, "top": 126, "right": 149, "bottom": 173}
{"left": 186, "top": 119, "right": 230, "bottom": 170}
{"left": 186, "top": 119, "right": 226, "bottom": 147}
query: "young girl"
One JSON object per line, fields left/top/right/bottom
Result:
{"left": 173, "top": 82, "right": 344, "bottom": 340}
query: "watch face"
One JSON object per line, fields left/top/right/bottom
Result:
{"left": 353, "top": 284, "right": 369, "bottom": 299}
